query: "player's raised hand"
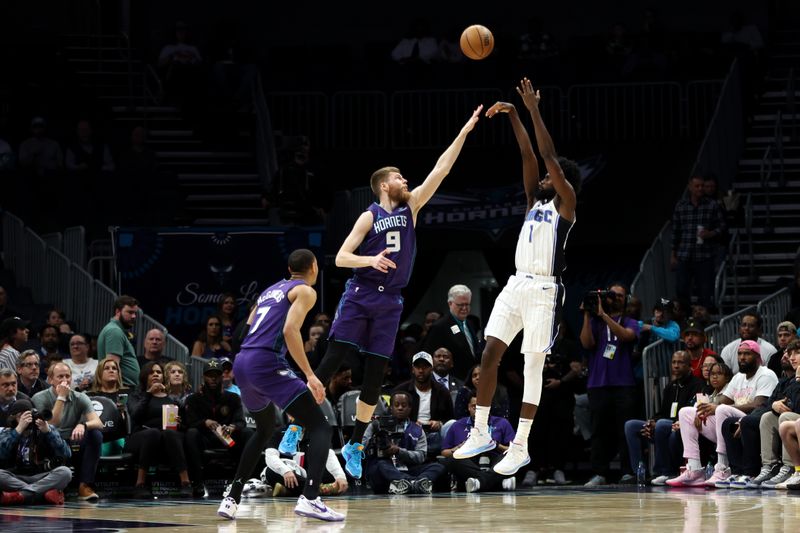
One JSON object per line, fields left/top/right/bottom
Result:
{"left": 370, "top": 249, "right": 397, "bottom": 273}
{"left": 485, "top": 102, "right": 515, "bottom": 118}
{"left": 306, "top": 375, "right": 325, "bottom": 404}
{"left": 461, "top": 105, "right": 483, "bottom": 134}
{"left": 516, "top": 77, "right": 541, "bottom": 111}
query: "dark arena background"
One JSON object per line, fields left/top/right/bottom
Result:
{"left": 0, "top": 0, "right": 799, "bottom": 531}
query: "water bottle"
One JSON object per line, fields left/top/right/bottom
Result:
{"left": 705, "top": 461, "right": 714, "bottom": 480}
{"left": 636, "top": 460, "right": 646, "bottom": 488}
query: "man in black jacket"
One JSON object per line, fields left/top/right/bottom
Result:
{"left": 183, "top": 358, "right": 252, "bottom": 496}
{"left": 393, "top": 352, "right": 454, "bottom": 456}
{"left": 421, "top": 285, "right": 479, "bottom": 381}
{"left": 623, "top": 350, "right": 703, "bottom": 485}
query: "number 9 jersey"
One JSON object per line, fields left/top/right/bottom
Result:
{"left": 353, "top": 202, "right": 416, "bottom": 291}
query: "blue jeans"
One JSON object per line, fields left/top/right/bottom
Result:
{"left": 624, "top": 418, "right": 683, "bottom": 476}
{"left": 366, "top": 459, "right": 446, "bottom": 494}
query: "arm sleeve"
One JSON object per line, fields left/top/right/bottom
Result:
{"left": 649, "top": 321, "right": 680, "bottom": 343}
{"left": 264, "top": 448, "right": 292, "bottom": 476}
{"left": 325, "top": 449, "right": 346, "bottom": 479}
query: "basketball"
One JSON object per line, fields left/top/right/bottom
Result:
{"left": 460, "top": 24, "right": 494, "bottom": 60}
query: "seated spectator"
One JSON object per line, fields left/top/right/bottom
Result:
{"left": 699, "top": 354, "right": 726, "bottom": 394}
{"left": 16, "top": 350, "right": 48, "bottom": 398}
{"left": 64, "top": 334, "right": 97, "bottom": 392}
{"left": 768, "top": 321, "right": 798, "bottom": 377}
{"left": 454, "top": 364, "right": 510, "bottom": 419}
{"left": 127, "top": 361, "right": 192, "bottom": 498}
{"left": 220, "top": 357, "right": 240, "bottom": 396}
{"left": 117, "top": 126, "right": 158, "bottom": 178}
{"left": 431, "top": 347, "right": 463, "bottom": 393}
{"left": 0, "top": 369, "right": 30, "bottom": 417}
{"left": 638, "top": 298, "right": 681, "bottom": 345}
{"left": 624, "top": 350, "right": 704, "bottom": 486}
{"left": 730, "top": 340, "right": 800, "bottom": 489}
{"left": 191, "top": 315, "right": 232, "bottom": 359}
{"left": 32, "top": 362, "right": 104, "bottom": 501}
{"left": 667, "top": 342, "right": 778, "bottom": 487}
{"left": 44, "top": 308, "right": 74, "bottom": 353}
{"left": 0, "top": 399, "right": 72, "bottom": 505}
{"left": 65, "top": 119, "right": 115, "bottom": 174}
{"left": 88, "top": 357, "right": 129, "bottom": 457}
{"left": 183, "top": 358, "right": 252, "bottom": 498}
{"left": 304, "top": 323, "right": 325, "bottom": 356}
{"left": 363, "top": 390, "right": 446, "bottom": 494}
{"left": 137, "top": 328, "right": 172, "bottom": 369}
{"left": 326, "top": 364, "right": 352, "bottom": 405}
{"left": 164, "top": 361, "right": 193, "bottom": 406}
{"left": 441, "top": 393, "right": 516, "bottom": 492}
{"left": 18, "top": 117, "right": 63, "bottom": 177}
{"left": 33, "top": 325, "right": 68, "bottom": 380}
{"left": 720, "top": 311, "right": 777, "bottom": 373}
{"left": 0, "top": 317, "right": 30, "bottom": 371}
{"left": 777, "top": 362, "right": 800, "bottom": 490}
{"left": 217, "top": 293, "right": 238, "bottom": 345}
{"left": 682, "top": 318, "right": 717, "bottom": 378}
{"left": 393, "top": 352, "right": 454, "bottom": 457}
{"left": 265, "top": 419, "right": 348, "bottom": 498}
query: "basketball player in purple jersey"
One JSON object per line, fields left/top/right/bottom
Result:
{"left": 217, "top": 249, "right": 343, "bottom": 522}
{"left": 454, "top": 78, "right": 581, "bottom": 476}
{"left": 283, "top": 106, "right": 483, "bottom": 478}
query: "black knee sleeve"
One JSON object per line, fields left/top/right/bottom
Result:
{"left": 358, "top": 355, "right": 388, "bottom": 405}
{"left": 315, "top": 340, "right": 357, "bottom": 385}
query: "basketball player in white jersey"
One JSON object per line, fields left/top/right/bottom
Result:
{"left": 454, "top": 78, "right": 581, "bottom": 476}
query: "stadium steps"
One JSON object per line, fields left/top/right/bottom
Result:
{"left": 715, "top": 30, "right": 800, "bottom": 313}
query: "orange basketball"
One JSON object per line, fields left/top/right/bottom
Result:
{"left": 460, "top": 24, "right": 494, "bottom": 60}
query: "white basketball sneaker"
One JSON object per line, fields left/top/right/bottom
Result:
{"left": 453, "top": 426, "right": 496, "bottom": 459}
{"left": 493, "top": 442, "right": 531, "bottom": 476}
{"left": 217, "top": 497, "right": 238, "bottom": 520}
{"left": 294, "top": 495, "right": 345, "bottom": 522}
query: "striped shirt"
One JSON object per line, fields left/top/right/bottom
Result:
{"left": 671, "top": 196, "right": 726, "bottom": 261}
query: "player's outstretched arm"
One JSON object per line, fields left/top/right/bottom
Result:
{"left": 335, "top": 211, "right": 397, "bottom": 273}
{"left": 408, "top": 105, "right": 482, "bottom": 216}
{"left": 486, "top": 101, "right": 539, "bottom": 209}
{"left": 284, "top": 284, "right": 325, "bottom": 403}
{"left": 518, "top": 78, "right": 576, "bottom": 221}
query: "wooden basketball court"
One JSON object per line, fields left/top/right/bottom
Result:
{"left": 2, "top": 487, "right": 800, "bottom": 532}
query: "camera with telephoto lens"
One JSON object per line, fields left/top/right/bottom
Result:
{"left": 583, "top": 289, "right": 612, "bottom": 315}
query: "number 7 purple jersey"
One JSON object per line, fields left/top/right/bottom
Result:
{"left": 240, "top": 278, "right": 306, "bottom": 364}
{"left": 353, "top": 202, "right": 416, "bottom": 291}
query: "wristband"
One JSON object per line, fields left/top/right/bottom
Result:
{"left": 57, "top": 396, "right": 67, "bottom": 402}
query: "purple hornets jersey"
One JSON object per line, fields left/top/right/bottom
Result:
{"left": 353, "top": 203, "right": 416, "bottom": 290}
{"left": 240, "top": 278, "right": 306, "bottom": 365}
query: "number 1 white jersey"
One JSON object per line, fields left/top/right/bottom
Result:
{"left": 514, "top": 199, "right": 574, "bottom": 277}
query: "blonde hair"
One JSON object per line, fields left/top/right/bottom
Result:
{"left": 90, "top": 357, "right": 125, "bottom": 393}
{"left": 164, "top": 360, "right": 192, "bottom": 394}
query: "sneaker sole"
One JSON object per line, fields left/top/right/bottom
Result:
{"left": 493, "top": 455, "right": 531, "bottom": 476}
{"left": 217, "top": 510, "right": 236, "bottom": 520}
{"left": 294, "top": 509, "right": 345, "bottom": 522}
{"left": 453, "top": 440, "right": 496, "bottom": 459}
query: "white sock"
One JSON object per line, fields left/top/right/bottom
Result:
{"left": 716, "top": 453, "right": 728, "bottom": 468}
{"left": 474, "top": 405, "right": 490, "bottom": 432}
{"left": 687, "top": 458, "right": 702, "bottom": 471}
{"left": 513, "top": 418, "right": 533, "bottom": 447}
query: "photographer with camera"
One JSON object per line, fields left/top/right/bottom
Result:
{"left": 0, "top": 398, "right": 71, "bottom": 505}
{"left": 579, "top": 283, "right": 640, "bottom": 486}
{"left": 32, "top": 362, "right": 104, "bottom": 501}
{"left": 363, "top": 390, "right": 446, "bottom": 495}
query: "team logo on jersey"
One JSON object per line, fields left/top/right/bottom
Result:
{"left": 527, "top": 208, "right": 553, "bottom": 224}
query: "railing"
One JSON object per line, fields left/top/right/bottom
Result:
{"left": 787, "top": 68, "right": 796, "bottom": 143}
{"left": 760, "top": 144, "right": 774, "bottom": 234}
{"left": 689, "top": 59, "right": 743, "bottom": 193}
{"left": 252, "top": 72, "right": 279, "bottom": 191}
{"left": 714, "top": 229, "right": 742, "bottom": 312}
{"left": 135, "top": 312, "right": 189, "bottom": 367}
{"left": 757, "top": 288, "right": 792, "bottom": 341}
{"left": 64, "top": 226, "right": 87, "bottom": 268}
{"left": 631, "top": 222, "right": 674, "bottom": 314}
{"left": 1, "top": 211, "right": 189, "bottom": 363}
{"left": 744, "top": 192, "right": 756, "bottom": 284}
